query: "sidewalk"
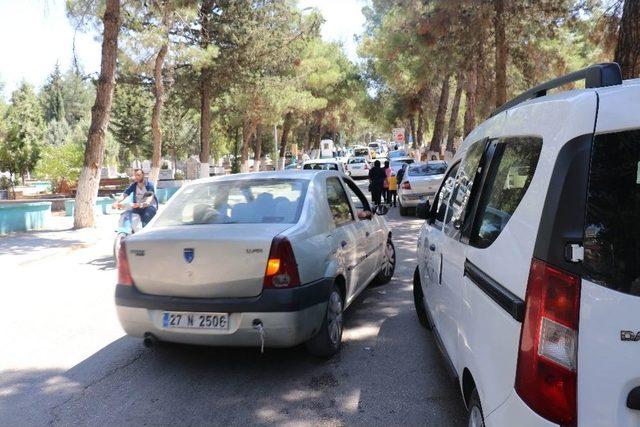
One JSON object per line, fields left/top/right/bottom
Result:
{"left": 0, "top": 214, "right": 119, "bottom": 267}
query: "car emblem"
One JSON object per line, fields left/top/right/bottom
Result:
{"left": 183, "top": 248, "right": 195, "bottom": 264}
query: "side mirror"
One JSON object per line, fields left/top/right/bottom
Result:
{"left": 416, "top": 200, "right": 431, "bottom": 220}
{"left": 375, "top": 204, "right": 389, "bottom": 216}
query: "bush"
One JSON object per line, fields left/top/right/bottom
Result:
{"left": 174, "top": 170, "right": 185, "bottom": 180}
{"left": 34, "top": 141, "right": 84, "bottom": 191}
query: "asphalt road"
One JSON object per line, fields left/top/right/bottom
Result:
{"left": 1, "top": 180, "right": 466, "bottom": 426}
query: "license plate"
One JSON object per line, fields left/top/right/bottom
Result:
{"left": 162, "top": 312, "right": 229, "bottom": 330}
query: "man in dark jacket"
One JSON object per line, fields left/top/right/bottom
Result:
{"left": 368, "top": 160, "right": 386, "bottom": 206}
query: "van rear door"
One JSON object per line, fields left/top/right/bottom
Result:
{"left": 577, "top": 84, "right": 640, "bottom": 427}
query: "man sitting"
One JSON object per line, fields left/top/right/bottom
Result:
{"left": 114, "top": 169, "right": 158, "bottom": 226}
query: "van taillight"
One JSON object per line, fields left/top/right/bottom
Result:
{"left": 263, "top": 236, "right": 301, "bottom": 289}
{"left": 515, "top": 258, "right": 580, "bottom": 425}
{"left": 117, "top": 242, "right": 134, "bottom": 286}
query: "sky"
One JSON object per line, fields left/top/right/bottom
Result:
{"left": 0, "top": 0, "right": 366, "bottom": 100}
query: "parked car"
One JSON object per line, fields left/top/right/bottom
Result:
{"left": 301, "top": 159, "right": 346, "bottom": 174}
{"left": 412, "top": 63, "right": 640, "bottom": 426}
{"left": 345, "top": 156, "right": 370, "bottom": 179}
{"left": 397, "top": 161, "right": 447, "bottom": 216}
{"left": 115, "top": 171, "right": 395, "bottom": 357}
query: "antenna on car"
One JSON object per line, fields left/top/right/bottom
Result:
{"left": 490, "top": 62, "right": 623, "bottom": 118}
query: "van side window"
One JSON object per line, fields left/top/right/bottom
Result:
{"left": 444, "top": 140, "right": 487, "bottom": 239}
{"left": 326, "top": 177, "right": 354, "bottom": 227}
{"left": 433, "top": 162, "right": 460, "bottom": 230}
{"left": 471, "top": 137, "right": 542, "bottom": 248}
{"left": 583, "top": 129, "right": 640, "bottom": 297}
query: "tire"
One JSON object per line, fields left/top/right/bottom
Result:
{"left": 306, "top": 283, "right": 344, "bottom": 358}
{"left": 413, "top": 266, "right": 431, "bottom": 329}
{"left": 467, "top": 389, "right": 485, "bottom": 427}
{"left": 372, "top": 238, "right": 396, "bottom": 285}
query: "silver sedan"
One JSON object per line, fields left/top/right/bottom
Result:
{"left": 398, "top": 161, "right": 447, "bottom": 216}
{"left": 115, "top": 170, "right": 395, "bottom": 357}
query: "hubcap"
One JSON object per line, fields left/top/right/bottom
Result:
{"left": 468, "top": 406, "right": 484, "bottom": 427}
{"left": 327, "top": 291, "right": 343, "bottom": 345}
{"left": 382, "top": 241, "right": 395, "bottom": 277}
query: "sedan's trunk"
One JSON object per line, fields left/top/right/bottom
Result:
{"left": 126, "top": 224, "right": 292, "bottom": 298}
{"left": 408, "top": 175, "right": 444, "bottom": 195}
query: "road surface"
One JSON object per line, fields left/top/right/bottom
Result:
{"left": 0, "top": 182, "right": 466, "bottom": 426}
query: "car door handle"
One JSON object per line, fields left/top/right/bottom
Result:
{"left": 365, "top": 231, "right": 370, "bottom": 237}
{"left": 341, "top": 241, "right": 348, "bottom": 248}
{"left": 429, "top": 244, "right": 436, "bottom": 251}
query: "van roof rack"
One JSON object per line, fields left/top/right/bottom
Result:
{"left": 490, "top": 62, "right": 622, "bottom": 117}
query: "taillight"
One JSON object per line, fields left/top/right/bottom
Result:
{"left": 515, "top": 258, "right": 580, "bottom": 425}
{"left": 263, "top": 236, "right": 300, "bottom": 289}
{"left": 117, "top": 242, "right": 134, "bottom": 286}
{"left": 402, "top": 181, "right": 411, "bottom": 190}
{"left": 364, "top": 163, "right": 369, "bottom": 169}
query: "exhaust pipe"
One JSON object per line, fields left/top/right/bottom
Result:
{"left": 143, "top": 332, "right": 158, "bottom": 348}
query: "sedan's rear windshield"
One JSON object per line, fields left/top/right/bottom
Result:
{"left": 154, "top": 179, "right": 307, "bottom": 226}
{"left": 303, "top": 163, "right": 338, "bottom": 170}
{"left": 354, "top": 149, "right": 369, "bottom": 156}
{"left": 408, "top": 163, "right": 447, "bottom": 176}
{"left": 583, "top": 129, "right": 640, "bottom": 296}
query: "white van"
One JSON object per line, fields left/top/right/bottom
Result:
{"left": 413, "top": 63, "right": 640, "bottom": 426}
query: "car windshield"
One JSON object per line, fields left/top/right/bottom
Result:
{"left": 408, "top": 163, "right": 448, "bottom": 176}
{"left": 303, "top": 163, "right": 338, "bottom": 170}
{"left": 354, "top": 148, "right": 369, "bottom": 157}
{"left": 154, "top": 179, "right": 307, "bottom": 226}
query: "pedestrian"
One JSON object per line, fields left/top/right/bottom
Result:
{"left": 368, "top": 160, "right": 386, "bottom": 207}
{"left": 114, "top": 169, "right": 158, "bottom": 226}
{"left": 431, "top": 154, "right": 438, "bottom": 161}
{"left": 396, "top": 163, "right": 406, "bottom": 186}
{"left": 383, "top": 160, "right": 391, "bottom": 204}
{"left": 388, "top": 172, "right": 398, "bottom": 207}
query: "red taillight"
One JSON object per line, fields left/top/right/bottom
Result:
{"left": 263, "top": 236, "right": 301, "bottom": 289}
{"left": 364, "top": 163, "right": 369, "bottom": 169}
{"left": 402, "top": 181, "right": 411, "bottom": 190}
{"left": 515, "top": 259, "right": 580, "bottom": 425}
{"left": 117, "top": 242, "right": 134, "bottom": 286}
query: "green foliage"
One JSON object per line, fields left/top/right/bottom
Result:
{"left": 34, "top": 140, "right": 84, "bottom": 185}
{"left": 110, "top": 83, "right": 153, "bottom": 165}
{"left": 40, "top": 63, "right": 66, "bottom": 123}
{"left": 0, "top": 83, "right": 46, "bottom": 181}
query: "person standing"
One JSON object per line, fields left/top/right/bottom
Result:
{"left": 388, "top": 172, "right": 398, "bottom": 207}
{"left": 383, "top": 160, "right": 392, "bottom": 204}
{"left": 368, "top": 160, "right": 386, "bottom": 207}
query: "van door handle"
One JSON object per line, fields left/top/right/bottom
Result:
{"left": 429, "top": 244, "right": 436, "bottom": 251}
{"left": 341, "top": 241, "right": 348, "bottom": 248}
{"left": 628, "top": 386, "right": 640, "bottom": 410}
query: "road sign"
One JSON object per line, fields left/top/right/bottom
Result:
{"left": 392, "top": 128, "right": 405, "bottom": 143}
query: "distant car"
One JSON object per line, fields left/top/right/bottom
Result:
{"left": 345, "top": 156, "right": 370, "bottom": 179}
{"left": 353, "top": 147, "right": 369, "bottom": 159}
{"left": 115, "top": 171, "right": 395, "bottom": 357}
{"left": 397, "top": 161, "right": 447, "bottom": 216}
{"left": 301, "top": 159, "right": 345, "bottom": 174}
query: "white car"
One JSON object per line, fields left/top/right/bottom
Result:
{"left": 301, "top": 158, "right": 345, "bottom": 174}
{"left": 413, "top": 63, "right": 640, "bottom": 426}
{"left": 345, "top": 156, "right": 370, "bottom": 179}
{"left": 115, "top": 171, "right": 395, "bottom": 357}
{"left": 397, "top": 161, "right": 447, "bottom": 216}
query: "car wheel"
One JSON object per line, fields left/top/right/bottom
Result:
{"left": 373, "top": 238, "right": 396, "bottom": 285}
{"left": 413, "top": 266, "right": 430, "bottom": 329}
{"left": 306, "top": 283, "right": 343, "bottom": 358}
{"left": 467, "top": 389, "right": 485, "bottom": 427}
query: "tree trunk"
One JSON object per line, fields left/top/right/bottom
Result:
{"left": 408, "top": 114, "right": 417, "bottom": 159}
{"left": 429, "top": 73, "right": 451, "bottom": 153}
{"left": 253, "top": 123, "right": 262, "bottom": 172}
{"left": 464, "top": 61, "right": 478, "bottom": 138}
{"left": 447, "top": 72, "right": 464, "bottom": 153}
{"left": 73, "top": 0, "right": 119, "bottom": 229}
{"left": 494, "top": 0, "right": 507, "bottom": 108}
{"left": 241, "top": 119, "right": 254, "bottom": 173}
{"left": 149, "top": 43, "right": 168, "bottom": 184}
{"left": 615, "top": 0, "right": 640, "bottom": 79}
{"left": 416, "top": 106, "right": 423, "bottom": 149}
{"left": 279, "top": 112, "right": 293, "bottom": 160}
{"left": 198, "top": 0, "right": 214, "bottom": 178}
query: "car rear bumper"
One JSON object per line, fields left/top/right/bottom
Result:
{"left": 399, "top": 192, "right": 435, "bottom": 207}
{"left": 115, "top": 278, "right": 332, "bottom": 348}
{"left": 486, "top": 391, "right": 556, "bottom": 427}
{"left": 347, "top": 169, "right": 368, "bottom": 177}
